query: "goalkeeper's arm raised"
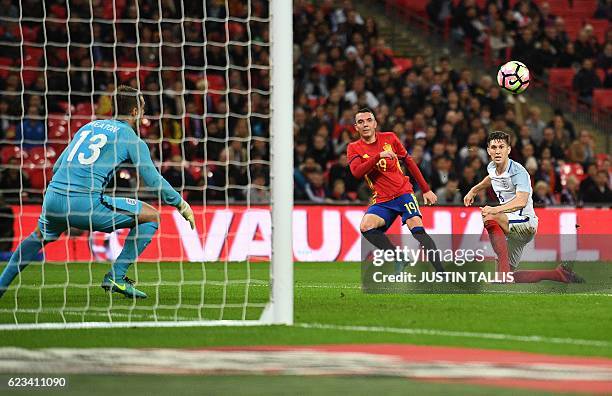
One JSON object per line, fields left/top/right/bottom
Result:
{"left": 127, "top": 137, "right": 195, "bottom": 229}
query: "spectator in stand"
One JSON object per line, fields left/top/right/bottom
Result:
{"left": 532, "top": 38, "right": 557, "bottom": 75}
{"left": 248, "top": 174, "right": 270, "bottom": 204}
{"left": 304, "top": 171, "right": 330, "bottom": 203}
{"left": 580, "top": 163, "right": 598, "bottom": 197}
{"left": 0, "top": 158, "right": 30, "bottom": 200}
{"left": 557, "top": 41, "right": 579, "bottom": 67}
{"left": 596, "top": 42, "right": 612, "bottom": 70}
{"left": 511, "top": 27, "right": 537, "bottom": 65}
{"left": 514, "top": 124, "right": 537, "bottom": 163}
{"left": 15, "top": 105, "right": 45, "bottom": 149}
{"left": 371, "top": 38, "right": 394, "bottom": 70}
{"left": 0, "top": 193, "right": 14, "bottom": 258}
{"left": 573, "top": 58, "right": 602, "bottom": 104}
{"left": 430, "top": 154, "right": 453, "bottom": 192}
{"left": 162, "top": 155, "right": 196, "bottom": 192}
{"left": 310, "top": 133, "right": 333, "bottom": 170}
{"left": 459, "top": 132, "right": 488, "bottom": 166}
{"left": 538, "top": 127, "right": 565, "bottom": 160}
{"left": 574, "top": 29, "right": 599, "bottom": 61}
{"left": 329, "top": 179, "right": 350, "bottom": 202}
{"left": 533, "top": 180, "right": 557, "bottom": 206}
{"left": 344, "top": 75, "right": 379, "bottom": 109}
{"left": 535, "top": 158, "right": 561, "bottom": 194}
{"left": 583, "top": 170, "right": 612, "bottom": 205}
{"left": 435, "top": 175, "right": 462, "bottom": 205}
{"left": 459, "top": 165, "right": 478, "bottom": 196}
{"left": 489, "top": 20, "right": 514, "bottom": 61}
{"left": 560, "top": 175, "right": 581, "bottom": 205}
{"left": 525, "top": 106, "right": 546, "bottom": 145}
{"left": 0, "top": 99, "right": 15, "bottom": 141}
{"left": 593, "top": 0, "right": 612, "bottom": 19}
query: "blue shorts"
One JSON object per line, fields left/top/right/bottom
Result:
{"left": 366, "top": 193, "right": 422, "bottom": 232}
{"left": 38, "top": 190, "right": 144, "bottom": 241}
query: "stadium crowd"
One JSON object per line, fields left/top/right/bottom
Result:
{"left": 426, "top": 0, "right": 612, "bottom": 102}
{"left": 0, "top": 0, "right": 609, "bottom": 208}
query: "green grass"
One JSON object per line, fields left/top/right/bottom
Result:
{"left": 0, "top": 261, "right": 611, "bottom": 358}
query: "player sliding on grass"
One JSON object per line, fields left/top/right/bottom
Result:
{"left": 348, "top": 108, "right": 444, "bottom": 273}
{"left": 464, "top": 131, "right": 583, "bottom": 283}
{"left": 0, "top": 85, "right": 195, "bottom": 299}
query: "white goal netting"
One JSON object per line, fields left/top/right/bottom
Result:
{"left": 0, "top": 0, "right": 292, "bottom": 328}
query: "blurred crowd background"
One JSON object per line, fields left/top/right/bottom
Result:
{"left": 0, "top": 0, "right": 610, "bottom": 209}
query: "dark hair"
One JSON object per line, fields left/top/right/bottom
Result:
{"left": 113, "top": 85, "right": 141, "bottom": 116}
{"left": 354, "top": 107, "right": 375, "bottom": 123}
{"left": 487, "top": 131, "right": 511, "bottom": 146}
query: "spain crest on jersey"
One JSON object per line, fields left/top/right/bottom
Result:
{"left": 383, "top": 143, "right": 393, "bottom": 152}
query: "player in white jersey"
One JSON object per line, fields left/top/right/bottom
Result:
{"left": 464, "top": 131, "right": 583, "bottom": 283}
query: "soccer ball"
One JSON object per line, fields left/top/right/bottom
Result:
{"left": 497, "top": 61, "right": 530, "bottom": 94}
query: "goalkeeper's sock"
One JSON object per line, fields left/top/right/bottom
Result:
{"left": 513, "top": 269, "right": 565, "bottom": 283}
{"left": 410, "top": 227, "right": 444, "bottom": 272}
{"left": 484, "top": 220, "right": 510, "bottom": 273}
{"left": 0, "top": 232, "right": 44, "bottom": 298}
{"left": 111, "top": 222, "right": 159, "bottom": 279}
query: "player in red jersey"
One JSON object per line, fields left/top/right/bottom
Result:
{"left": 348, "top": 108, "right": 444, "bottom": 272}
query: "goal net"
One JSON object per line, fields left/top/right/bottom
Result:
{"left": 0, "top": 0, "right": 292, "bottom": 329}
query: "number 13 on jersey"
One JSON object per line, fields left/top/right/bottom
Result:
{"left": 67, "top": 130, "right": 108, "bottom": 165}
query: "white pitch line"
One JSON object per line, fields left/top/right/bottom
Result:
{"left": 296, "top": 323, "right": 612, "bottom": 348}
{"left": 270, "top": 283, "right": 612, "bottom": 296}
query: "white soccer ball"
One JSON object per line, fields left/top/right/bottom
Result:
{"left": 497, "top": 61, "right": 530, "bottom": 94}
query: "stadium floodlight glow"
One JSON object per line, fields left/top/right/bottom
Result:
{"left": 0, "top": 0, "right": 293, "bottom": 329}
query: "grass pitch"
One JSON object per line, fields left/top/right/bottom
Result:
{"left": 0, "top": 261, "right": 610, "bottom": 359}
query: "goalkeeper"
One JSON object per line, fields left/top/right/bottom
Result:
{"left": 0, "top": 85, "right": 195, "bottom": 299}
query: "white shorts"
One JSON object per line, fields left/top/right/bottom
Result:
{"left": 506, "top": 213, "right": 538, "bottom": 269}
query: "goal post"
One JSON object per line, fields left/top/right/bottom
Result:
{"left": 0, "top": 0, "right": 293, "bottom": 329}
{"left": 267, "top": 0, "right": 294, "bottom": 325}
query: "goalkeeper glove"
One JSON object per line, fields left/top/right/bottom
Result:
{"left": 177, "top": 199, "right": 195, "bottom": 230}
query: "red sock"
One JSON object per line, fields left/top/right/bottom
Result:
{"left": 513, "top": 268, "right": 566, "bottom": 283}
{"left": 484, "top": 220, "right": 510, "bottom": 273}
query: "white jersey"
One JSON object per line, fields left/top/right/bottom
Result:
{"left": 487, "top": 159, "right": 538, "bottom": 269}
{"left": 487, "top": 159, "right": 537, "bottom": 221}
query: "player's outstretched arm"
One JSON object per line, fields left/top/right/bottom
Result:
{"left": 464, "top": 176, "right": 491, "bottom": 206}
{"left": 128, "top": 138, "right": 195, "bottom": 229}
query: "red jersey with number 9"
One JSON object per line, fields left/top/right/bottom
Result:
{"left": 347, "top": 132, "right": 430, "bottom": 204}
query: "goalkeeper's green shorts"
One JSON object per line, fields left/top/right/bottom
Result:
{"left": 38, "top": 190, "right": 143, "bottom": 241}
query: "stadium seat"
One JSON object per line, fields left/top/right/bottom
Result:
{"left": 592, "top": 89, "right": 612, "bottom": 122}
{"left": 118, "top": 61, "right": 139, "bottom": 83}
{"left": 587, "top": 19, "right": 610, "bottom": 44}
{"left": 70, "top": 118, "right": 89, "bottom": 136}
{"left": 49, "top": 4, "right": 67, "bottom": 19}
{"left": 559, "top": 163, "right": 585, "bottom": 187}
{"left": 392, "top": 57, "right": 413, "bottom": 74}
{"left": 595, "top": 153, "right": 610, "bottom": 168}
{"left": 21, "top": 25, "right": 40, "bottom": 43}
{"left": 0, "top": 57, "right": 12, "bottom": 79}
{"left": 189, "top": 162, "right": 204, "bottom": 181}
{"left": 28, "top": 146, "right": 57, "bottom": 165}
{"left": 24, "top": 46, "right": 44, "bottom": 66}
{"left": 74, "top": 102, "right": 94, "bottom": 116}
{"left": 0, "top": 145, "right": 28, "bottom": 164}
{"left": 547, "top": 68, "right": 575, "bottom": 103}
